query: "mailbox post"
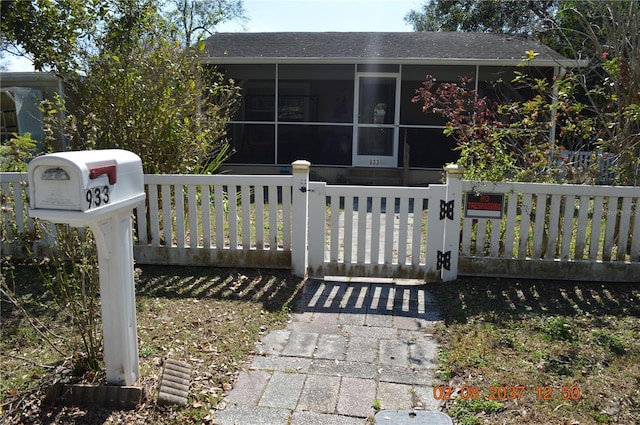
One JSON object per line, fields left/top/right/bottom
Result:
{"left": 28, "top": 149, "right": 145, "bottom": 386}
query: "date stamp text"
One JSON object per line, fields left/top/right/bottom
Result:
{"left": 433, "top": 385, "right": 581, "bottom": 401}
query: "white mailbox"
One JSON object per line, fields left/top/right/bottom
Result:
{"left": 28, "top": 149, "right": 145, "bottom": 223}
{"left": 28, "top": 149, "right": 145, "bottom": 387}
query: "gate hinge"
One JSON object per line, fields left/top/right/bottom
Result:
{"left": 439, "top": 199, "right": 454, "bottom": 220}
{"left": 437, "top": 250, "right": 451, "bottom": 271}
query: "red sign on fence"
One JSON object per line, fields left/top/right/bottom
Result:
{"left": 465, "top": 193, "right": 504, "bottom": 219}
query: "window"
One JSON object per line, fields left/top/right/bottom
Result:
{"left": 227, "top": 123, "right": 275, "bottom": 164}
{"left": 397, "top": 65, "right": 473, "bottom": 168}
{"left": 477, "top": 66, "right": 552, "bottom": 103}
{"left": 277, "top": 125, "right": 352, "bottom": 165}
{"left": 278, "top": 65, "right": 354, "bottom": 123}
{"left": 398, "top": 128, "right": 459, "bottom": 168}
{"left": 223, "top": 65, "right": 276, "bottom": 122}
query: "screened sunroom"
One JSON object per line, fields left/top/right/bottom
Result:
{"left": 203, "top": 32, "right": 580, "bottom": 184}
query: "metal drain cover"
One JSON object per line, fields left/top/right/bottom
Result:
{"left": 374, "top": 410, "right": 453, "bottom": 424}
{"left": 157, "top": 359, "right": 191, "bottom": 406}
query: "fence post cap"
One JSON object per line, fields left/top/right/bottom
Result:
{"left": 444, "top": 163, "right": 465, "bottom": 175}
{"left": 292, "top": 160, "right": 311, "bottom": 172}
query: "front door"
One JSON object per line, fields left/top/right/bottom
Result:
{"left": 354, "top": 73, "right": 400, "bottom": 167}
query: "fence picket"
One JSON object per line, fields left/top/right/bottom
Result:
{"left": 532, "top": 194, "right": 547, "bottom": 258}
{"left": 135, "top": 199, "right": 148, "bottom": 246}
{"left": 489, "top": 217, "right": 501, "bottom": 257}
{"left": 26, "top": 200, "right": 36, "bottom": 237}
{"left": 344, "top": 195, "right": 353, "bottom": 263}
{"left": 425, "top": 194, "right": 443, "bottom": 275}
{"left": 617, "top": 197, "right": 633, "bottom": 261}
{"left": 357, "top": 196, "right": 367, "bottom": 263}
{"left": 631, "top": 201, "right": 640, "bottom": 261}
{"left": 161, "top": 184, "right": 173, "bottom": 246}
{"left": 282, "top": 187, "right": 291, "bottom": 250}
{"left": 255, "top": 186, "right": 265, "bottom": 249}
{"left": 518, "top": 193, "right": 532, "bottom": 258}
{"left": 241, "top": 185, "right": 251, "bottom": 249}
{"left": 13, "top": 181, "right": 25, "bottom": 233}
{"left": 397, "top": 197, "right": 409, "bottom": 264}
{"left": 561, "top": 195, "right": 574, "bottom": 260}
{"left": 228, "top": 186, "right": 238, "bottom": 249}
{"left": 545, "top": 194, "right": 562, "bottom": 259}
{"left": 329, "top": 196, "right": 340, "bottom": 262}
{"left": 148, "top": 184, "right": 160, "bottom": 246}
{"left": 411, "top": 199, "right": 422, "bottom": 265}
{"left": 384, "top": 197, "right": 394, "bottom": 264}
{"left": 589, "top": 196, "right": 605, "bottom": 260}
{"left": 307, "top": 182, "right": 326, "bottom": 270}
{"left": 370, "top": 197, "right": 381, "bottom": 264}
{"left": 175, "top": 184, "right": 185, "bottom": 247}
{"left": 602, "top": 197, "right": 618, "bottom": 261}
{"left": 574, "top": 196, "right": 591, "bottom": 260}
{"left": 187, "top": 185, "right": 198, "bottom": 248}
{"left": 268, "top": 185, "right": 278, "bottom": 250}
{"left": 504, "top": 193, "right": 517, "bottom": 258}
{"left": 201, "top": 185, "right": 211, "bottom": 249}
{"left": 214, "top": 185, "right": 225, "bottom": 249}
{"left": 2, "top": 181, "right": 14, "bottom": 240}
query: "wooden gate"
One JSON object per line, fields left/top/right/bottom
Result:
{"left": 306, "top": 182, "right": 451, "bottom": 281}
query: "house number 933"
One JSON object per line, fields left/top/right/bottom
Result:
{"left": 85, "top": 186, "right": 110, "bottom": 209}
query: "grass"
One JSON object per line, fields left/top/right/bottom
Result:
{"left": 1, "top": 262, "right": 304, "bottom": 424}
{"left": 430, "top": 277, "right": 640, "bottom": 425}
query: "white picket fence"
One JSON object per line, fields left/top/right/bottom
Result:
{"left": 134, "top": 174, "right": 294, "bottom": 269}
{"left": 306, "top": 182, "right": 448, "bottom": 280}
{"left": 459, "top": 180, "right": 639, "bottom": 281}
{"left": 1, "top": 165, "right": 639, "bottom": 282}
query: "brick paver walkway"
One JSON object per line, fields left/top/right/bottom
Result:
{"left": 215, "top": 279, "right": 446, "bottom": 425}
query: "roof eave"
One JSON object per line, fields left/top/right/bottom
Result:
{"left": 200, "top": 56, "right": 588, "bottom": 68}
{"left": 0, "top": 71, "right": 61, "bottom": 84}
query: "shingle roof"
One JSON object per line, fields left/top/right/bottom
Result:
{"left": 203, "top": 32, "right": 577, "bottom": 66}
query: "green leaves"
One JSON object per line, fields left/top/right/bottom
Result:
{"left": 405, "top": 0, "right": 555, "bottom": 34}
{"left": 1, "top": 0, "right": 105, "bottom": 74}
{"left": 2, "top": 0, "right": 245, "bottom": 75}
{"left": 409, "top": 1, "right": 639, "bottom": 185}
{"left": 71, "top": 22, "right": 241, "bottom": 174}
{"left": 0, "top": 133, "right": 38, "bottom": 172}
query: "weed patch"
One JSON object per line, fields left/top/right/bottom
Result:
{"left": 448, "top": 398, "right": 504, "bottom": 425}
{"left": 543, "top": 316, "right": 574, "bottom": 342}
